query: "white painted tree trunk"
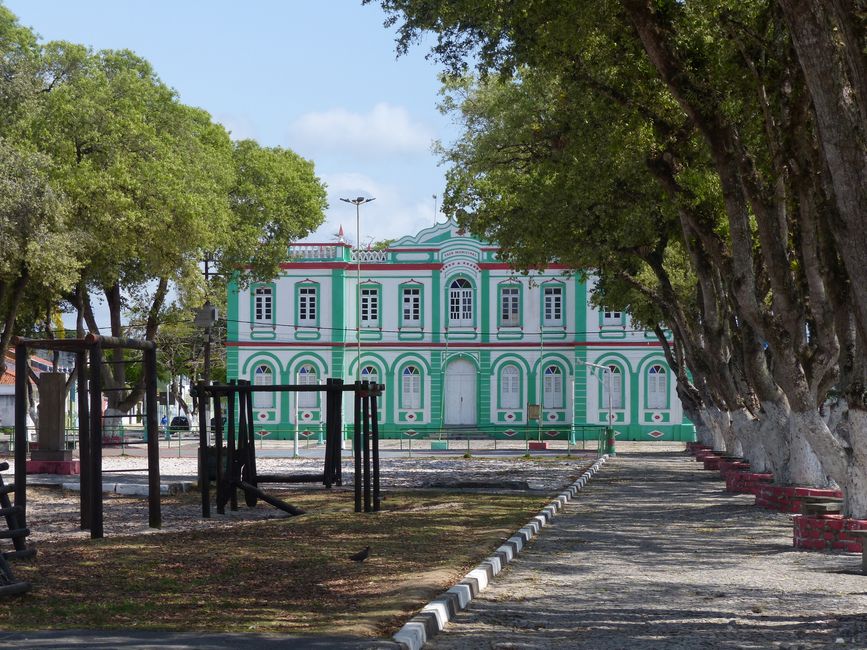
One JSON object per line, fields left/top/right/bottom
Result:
{"left": 756, "top": 400, "right": 795, "bottom": 483}
{"left": 785, "top": 411, "right": 831, "bottom": 487}
{"left": 103, "top": 407, "right": 125, "bottom": 440}
{"left": 805, "top": 406, "right": 867, "bottom": 518}
{"left": 693, "top": 409, "right": 716, "bottom": 448}
{"left": 843, "top": 408, "right": 867, "bottom": 518}
{"left": 731, "top": 408, "right": 769, "bottom": 472}
{"left": 701, "top": 406, "right": 728, "bottom": 451}
{"left": 720, "top": 414, "right": 743, "bottom": 457}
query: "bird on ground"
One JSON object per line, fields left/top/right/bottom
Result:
{"left": 349, "top": 546, "right": 370, "bottom": 562}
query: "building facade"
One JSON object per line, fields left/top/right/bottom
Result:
{"left": 226, "top": 221, "right": 693, "bottom": 441}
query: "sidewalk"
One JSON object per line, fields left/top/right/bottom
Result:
{"left": 426, "top": 451, "right": 867, "bottom": 649}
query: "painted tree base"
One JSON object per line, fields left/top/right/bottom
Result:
{"left": 725, "top": 470, "right": 774, "bottom": 494}
{"left": 755, "top": 485, "right": 842, "bottom": 513}
{"left": 794, "top": 514, "right": 867, "bottom": 552}
{"left": 25, "top": 460, "right": 80, "bottom": 475}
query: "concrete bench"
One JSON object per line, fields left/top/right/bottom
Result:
{"left": 845, "top": 530, "right": 867, "bottom": 573}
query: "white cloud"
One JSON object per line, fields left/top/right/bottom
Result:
{"left": 302, "top": 171, "right": 441, "bottom": 245}
{"left": 288, "top": 103, "right": 435, "bottom": 157}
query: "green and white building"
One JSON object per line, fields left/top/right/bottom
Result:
{"left": 226, "top": 221, "right": 693, "bottom": 441}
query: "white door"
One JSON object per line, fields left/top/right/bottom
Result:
{"left": 444, "top": 359, "right": 477, "bottom": 425}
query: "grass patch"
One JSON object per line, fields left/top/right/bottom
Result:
{"left": 0, "top": 489, "right": 553, "bottom": 638}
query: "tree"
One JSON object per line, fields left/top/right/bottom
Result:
{"left": 375, "top": 0, "right": 867, "bottom": 512}
{"left": 219, "top": 139, "right": 328, "bottom": 286}
{"left": 0, "top": 140, "right": 79, "bottom": 376}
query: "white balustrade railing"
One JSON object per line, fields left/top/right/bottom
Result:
{"left": 289, "top": 245, "right": 338, "bottom": 259}
{"left": 351, "top": 249, "right": 389, "bottom": 262}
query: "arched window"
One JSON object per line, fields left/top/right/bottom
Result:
{"left": 602, "top": 366, "right": 623, "bottom": 409}
{"left": 449, "top": 278, "right": 473, "bottom": 326}
{"left": 361, "top": 365, "right": 378, "bottom": 385}
{"left": 500, "top": 364, "right": 520, "bottom": 409}
{"left": 647, "top": 364, "right": 667, "bottom": 409}
{"left": 252, "top": 364, "right": 274, "bottom": 409}
{"left": 297, "top": 364, "right": 317, "bottom": 409}
{"left": 543, "top": 365, "right": 563, "bottom": 409}
{"left": 401, "top": 365, "right": 421, "bottom": 409}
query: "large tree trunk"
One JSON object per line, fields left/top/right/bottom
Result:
{"left": 842, "top": 407, "right": 867, "bottom": 518}
{"left": 701, "top": 406, "right": 729, "bottom": 451}
{"left": 754, "top": 400, "right": 797, "bottom": 484}
{"left": 731, "top": 408, "right": 771, "bottom": 473}
{"left": 778, "top": 0, "right": 867, "bottom": 351}
{"left": 786, "top": 411, "right": 832, "bottom": 487}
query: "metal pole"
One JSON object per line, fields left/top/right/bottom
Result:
{"left": 340, "top": 196, "right": 375, "bottom": 384}
{"left": 88, "top": 343, "right": 104, "bottom": 539}
{"left": 144, "top": 346, "right": 161, "bottom": 529}
{"left": 356, "top": 202, "right": 361, "bottom": 382}
{"left": 372, "top": 383, "right": 381, "bottom": 512}
{"left": 76, "top": 350, "right": 91, "bottom": 530}
{"left": 197, "top": 383, "right": 210, "bottom": 518}
{"left": 353, "top": 381, "right": 362, "bottom": 513}
{"left": 13, "top": 343, "right": 27, "bottom": 542}
{"left": 362, "top": 381, "right": 371, "bottom": 513}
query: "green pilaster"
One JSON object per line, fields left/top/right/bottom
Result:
{"left": 479, "top": 350, "right": 491, "bottom": 424}
{"left": 630, "top": 363, "right": 641, "bottom": 437}
{"left": 431, "top": 270, "right": 441, "bottom": 343}
{"left": 480, "top": 269, "right": 490, "bottom": 343}
{"left": 331, "top": 267, "right": 348, "bottom": 377}
{"left": 575, "top": 277, "right": 587, "bottom": 340}
{"left": 573, "top": 279, "right": 589, "bottom": 426}
{"left": 227, "top": 278, "right": 240, "bottom": 381}
{"left": 431, "top": 350, "right": 443, "bottom": 428}
{"left": 331, "top": 268, "right": 346, "bottom": 343}
{"left": 574, "top": 347, "right": 588, "bottom": 425}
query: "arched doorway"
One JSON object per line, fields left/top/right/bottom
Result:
{"left": 444, "top": 358, "right": 477, "bottom": 426}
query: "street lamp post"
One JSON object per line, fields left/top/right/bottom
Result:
{"left": 340, "top": 196, "right": 375, "bottom": 382}
{"left": 578, "top": 359, "right": 617, "bottom": 457}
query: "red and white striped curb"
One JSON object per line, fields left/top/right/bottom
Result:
{"left": 392, "top": 455, "right": 609, "bottom": 650}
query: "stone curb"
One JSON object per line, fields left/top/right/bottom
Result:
{"left": 58, "top": 481, "right": 193, "bottom": 496}
{"left": 392, "top": 455, "right": 609, "bottom": 650}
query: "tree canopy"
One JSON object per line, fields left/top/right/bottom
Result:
{"left": 375, "top": 0, "right": 867, "bottom": 514}
{"left": 0, "top": 7, "right": 327, "bottom": 405}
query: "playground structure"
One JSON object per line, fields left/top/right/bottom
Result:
{"left": 0, "top": 461, "right": 31, "bottom": 595}
{"left": 12, "top": 335, "right": 161, "bottom": 540}
{"left": 195, "top": 379, "right": 382, "bottom": 517}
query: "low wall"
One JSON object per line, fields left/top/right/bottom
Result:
{"left": 793, "top": 514, "right": 867, "bottom": 552}
{"left": 725, "top": 471, "right": 774, "bottom": 495}
{"left": 755, "top": 485, "right": 843, "bottom": 513}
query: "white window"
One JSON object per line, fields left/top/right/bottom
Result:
{"left": 602, "top": 366, "right": 623, "bottom": 409}
{"left": 402, "top": 286, "right": 421, "bottom": 326}
{"left": 603, "top": 309, "right": 623, "bottom": 326}
{"left": 253, "top": 364, "right": 274, "bottom": 409}
{"left": 543, "top": 286, "right": 563, "bottom": 325}
{"left": 543, "top": 365, "right": 563, "bottom": 409}
{"left": 449, "top": 278, "right": 473, "bottom": 326}
{"left": 297, "top": 364, "right": 317, "bottom": 408}
{"left": 500, "top": 287, "right": 520, "bottom": 326}
{"left": 360, "top": 287, "right": 379, "bottom": 327}
{"left": 253, "top": 287, "right": 272, "bottom": 327}
{"left": 647, "top": 364, "right": 667, "bottom": 409}
{"left": 401, "top": 365, "right": 421, "bottom": 409}
{"left": 298, "top": 286, "right": 317, "bottom": 324}
{"left": 500, "top": 365, "right": 520, "bottom": 409}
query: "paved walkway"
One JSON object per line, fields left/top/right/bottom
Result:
{"left": 427, "top": 451, "right": 867, "bottom": 649}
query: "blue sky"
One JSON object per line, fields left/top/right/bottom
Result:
{"left": 5, "top": 0, "right": 454, "bottom": 246}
